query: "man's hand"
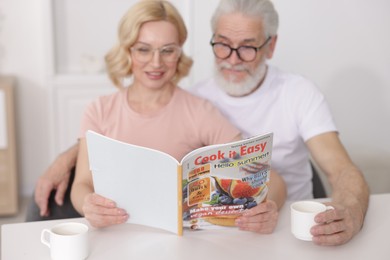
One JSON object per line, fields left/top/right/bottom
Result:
{"left": 311, "top": 202, "right": 364, "bottom": 246}
{"left": 34, "top": 143, "right": 79, "bottom": 217}
{"left": 34, "top": 164, "right": 72, "bottom": 217}
{"left": 82, "top": 193, "right": 129, "bottom": 228}
{"left": 234, "top": 200, "right": 279, "bottom": 234}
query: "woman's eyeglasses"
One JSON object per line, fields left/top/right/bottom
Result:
{"left": 130, "top": 44, "right": 182, "bottom": 63}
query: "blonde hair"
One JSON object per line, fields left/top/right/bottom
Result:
{"left": 105, "top": 0, "right": 193, "bottom": 88}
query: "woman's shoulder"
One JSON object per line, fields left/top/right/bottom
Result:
{"left": 85, "top": 88, "right": 126, "bottom": 117}
{"left": 90, "top": 88, "right": 125, "bottom": 106}
{"left": 175, "top": 87, "right": 214, "bottom": 107}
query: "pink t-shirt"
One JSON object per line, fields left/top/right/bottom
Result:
{"left": 79, "top": 87, "right": 240, "bottom": 161}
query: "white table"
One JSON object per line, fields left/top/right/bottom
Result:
{"left": 2, "top": 193, "right": 389, "bottom": 260}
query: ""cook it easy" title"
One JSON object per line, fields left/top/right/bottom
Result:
{"left": 194, "top": 142, "right": 268, "bottom": 165}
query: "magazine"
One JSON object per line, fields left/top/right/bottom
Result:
{"left": 86, "top": 130, "right": 273, "bottom": 235}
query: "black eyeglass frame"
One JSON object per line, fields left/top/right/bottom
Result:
{"left": 210, "top": 36, "right": 272, "bottom": 62}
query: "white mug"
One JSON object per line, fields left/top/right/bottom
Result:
{"left": 41, "top": 222, "right": 89, "bottom": 260}
{"left": 290, "top": 201, "right": 334, "bottom": 241}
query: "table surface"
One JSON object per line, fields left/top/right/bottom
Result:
{"left": 2, "top": 193, "right": 389, "bottom": 260}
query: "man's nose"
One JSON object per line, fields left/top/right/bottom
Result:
{"left": 226, "top": 49, "right": 242, "bottom": 65}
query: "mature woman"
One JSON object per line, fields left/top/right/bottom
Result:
{"left": 70, "top": 0, "right": 243, "bottom": 228}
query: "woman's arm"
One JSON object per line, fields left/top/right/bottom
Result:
{"left": 70, "top": 139, "right": 94, "bottom": 214}
{"left": 70, "top": 138, "right": 129, "bottom": 228}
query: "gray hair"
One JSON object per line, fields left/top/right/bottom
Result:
{"left": 211, "top": 0, "right": 279, "bottom": 37}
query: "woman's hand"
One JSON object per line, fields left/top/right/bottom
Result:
{"left": 82, "top": 193, "right": 129, "bottom": 228}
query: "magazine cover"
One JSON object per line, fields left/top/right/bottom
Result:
{"left": 181, "top": 133, "right": 273, "bottom": 230}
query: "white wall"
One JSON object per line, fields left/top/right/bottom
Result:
{"left": 0, "top": 0, "right": 389, "bottom": 197}
{"left": 0, "top": 0, "right": 51, "bottom": 197}
{"left": 272, "top": 0, "right": 390, "bottom": 193}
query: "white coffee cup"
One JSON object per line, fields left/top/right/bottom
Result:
{"left": 290, "top": 201, "right": 334, "bottom": 241}
{"left": 41, "top": 222, "right": 89, "bottom": 260}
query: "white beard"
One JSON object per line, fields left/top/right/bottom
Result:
{"left": 214, "top": 61, "right": 267, "bottom": 97}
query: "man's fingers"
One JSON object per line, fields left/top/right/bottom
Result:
{"left": 236, "top": 212, "right": 278, "bottom": 233}
{"left": 237, "top": 220, "right": 276, "bottom": 234}
{"left": 38, "top": 199, "right": 49, "bottom": 217}
{"left": 54, "top": 180, "right": 69, "bottom": 206}
{"left": 35, "top": 181, "right": 53, "bottom": 216}
{"left": 240, "top": 162, "right": 269, "bottom": 174}
{"left": 242, "top": 200, "right": 276, "bottom": 217}
{"left": 312, "top": 231, "right": 350, "bottom": 246}
{"left": 315, "top": 206, "right": 343, "bottom": 224}
{"left": 235, "top": 200, "right": 279, "bottom": 234}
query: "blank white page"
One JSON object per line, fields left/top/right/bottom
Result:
{"left": 86, "top": 131, "right": 180, "bottom": 234}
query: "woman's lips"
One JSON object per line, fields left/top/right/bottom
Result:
{"left": 146, "top": 71, "right": 164, "bottom": 80}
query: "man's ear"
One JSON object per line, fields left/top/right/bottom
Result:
{"left": 266, "top": 35, "right": 278, "bottom": 59}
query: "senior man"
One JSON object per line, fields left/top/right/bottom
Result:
{"left": 190, "top": 0, "right": 369, "bottom": 246}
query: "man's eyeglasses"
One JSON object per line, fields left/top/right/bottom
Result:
{"left": 210, "top": 36, "right": 271, "bottom": 62}
{"left": 130, "top": 44, "right": 182, "bottom": 63}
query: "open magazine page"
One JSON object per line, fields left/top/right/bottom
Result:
{"left": 86, "top": 130, "right": 182, "bottom": 235}
{"left": 181, "top": 133, "right": 273, "bottom": 230}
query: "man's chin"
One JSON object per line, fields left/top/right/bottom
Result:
{"left": 214, "top": 62, "right": 268, "bottom": 97}
{"left": 215, "top": 77, "right": 256, "bottom": 97}
{"left": 221, "top": 70, "right": 247, "bottom": 81}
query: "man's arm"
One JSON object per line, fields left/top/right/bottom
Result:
{"left": 307, "top": 132, "right": 369, "bottom": 246}
{"left": 34, "top": 142, "right": 79, "bottom": 216}
{"left": 267, "top": 169, "right": 287, "bottom": 209}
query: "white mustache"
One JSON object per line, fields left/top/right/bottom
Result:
{"left": 218, "top": 62, "right": 250, "bottom": 73}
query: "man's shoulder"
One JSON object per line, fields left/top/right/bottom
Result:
{"left": 269, "top": 66, "right": 310, "bottom": 84}
{"left": 268, "top": 66, "right": 319, "bottom": 94}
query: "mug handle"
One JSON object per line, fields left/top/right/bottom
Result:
{"left": 41, "top": 229, "right": 51, "bottom": 248}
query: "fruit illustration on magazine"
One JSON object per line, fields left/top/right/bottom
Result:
{"left": 183, "top": 157, "right": 271, "bottom": 230}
